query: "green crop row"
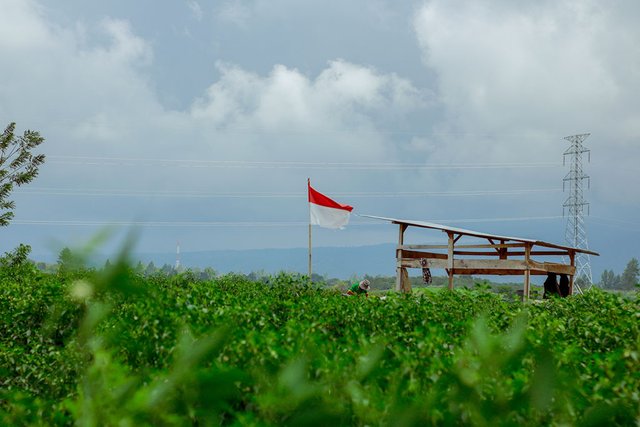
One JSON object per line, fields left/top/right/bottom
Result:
{"left": 0, "top": 249, "right": 638, "bottom": 426}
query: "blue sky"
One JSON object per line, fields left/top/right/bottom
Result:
{"left": 1, "top": 0, "right": 638, "bottom": 277}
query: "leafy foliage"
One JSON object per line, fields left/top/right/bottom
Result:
{"left": 600, "top": 269, "right": 621, "bottom": 290}
{"left": 0, "top": 247, "right": 638, "bottom": 425}
{"left": 0, "top": 122, "right": 46, "bottom": 226}
{"left": 599, "top": 258, "right": 639, "bottom": 290}
{"left": 620, "top": 258, "right": 639, "bottom": 290}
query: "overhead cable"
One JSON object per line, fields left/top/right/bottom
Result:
{"left": 11, "top": 215, "right": 564, "bottom": 227}
{"left": 16, "top": 187, "right": 562, "bottom": 198}
{"left": 46, "top": 155, "right": 561, "bottom": 170}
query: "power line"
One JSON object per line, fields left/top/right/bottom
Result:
{"left": 10, "top": 215, "right": 563, "bottom": 228}
{"left": 46, "top": 155, "right": 561, "bottom": 170}
{"left": 16, "top": 187, "right": 562, "bottom": 199}
{"left": 590, "top": 216, "right": 640, "bottom": 233}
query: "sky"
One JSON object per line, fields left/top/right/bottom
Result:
{"left": 1, "top": 0, "right": 639, "bottom": 277}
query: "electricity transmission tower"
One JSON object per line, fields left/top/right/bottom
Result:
{"left": 562, "top": 133, "right": 593, "bottom": 292}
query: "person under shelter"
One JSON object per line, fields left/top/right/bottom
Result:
{"left": 543, "top": 273, "right": 559, "bottom": 299}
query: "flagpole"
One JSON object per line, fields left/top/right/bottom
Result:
{"left": 308, "top": 178, "right": 312, "bottom": 283}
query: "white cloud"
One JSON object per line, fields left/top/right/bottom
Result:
{"left": 0, "top": 0, "right": 427, "bottom": 199}
{"left": 215, "top": 0, "right": 252, "bottom": 27}
{"left": 0, "top": 3, "right": 157, "bottom": 137}
{"left": 0, "top": 0, "right": 53, "bottom": 50}
{"left": 189, "top": 60, "right": 425, "bottom": 161}
{"left": 413, "top": 0, "right": 640, "bottom": 203}
{"left": 187, "top": 0, "right": 203, "bottom": 21}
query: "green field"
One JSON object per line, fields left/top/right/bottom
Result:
{"left": 1, "top": 249, "right": 639, "bottom": 426}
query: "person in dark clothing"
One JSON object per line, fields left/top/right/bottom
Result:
{"left": 558, "top": 274, "right": 570, "bottom": 297}
{"left": 543, "top": 273, "right": 559, "bottom": 299}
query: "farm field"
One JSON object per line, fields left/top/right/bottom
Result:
{"left": 1, "top": 253, "right": 639, "bottom": 426}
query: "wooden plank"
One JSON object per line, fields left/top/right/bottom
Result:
{"left": 399, "top": 258, "right": 527, "bottom": 270}
{"left": 398, "top": 258, "right": 575, "bottom": 275}
{"left": 398, "top": 243, "right": 526, "bottom": 250}
{"left": 447, "top": 232, "right": 454, "bottom": 290}
{"left": 399, "top": 244, "right": 449, "bottom": 250}
{"left": 454, "top": 251, "right": 503, "bottom": 256}
{"left": 454, "top": 269, "right": 526, "bottom": 276}
{"left": 448, "top": 269, "right": 550, "bottom": 276}
{"left": 452, "top": 250, "right": 569, "bottom": 257}
{"left": 529, "top": 260, "right": 575, "bottom": 275}
{"left": 399, "top": 250, "right": 448, "bottom": 260}
{"left": 399, "top": 259, "right": 447, "bottom": 269}
{"left": 528, "top": 250, "right": 570, "bottom": 256}
{"left": 457, "top": 259, "right": 527, "bottom": 270}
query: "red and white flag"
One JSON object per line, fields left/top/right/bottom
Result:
{"left": 308, "top": 180, "right": 353, "bottom": 229}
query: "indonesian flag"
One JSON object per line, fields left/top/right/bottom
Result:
{"left": 308, "top": 180, "right": 353, "bottom": 229}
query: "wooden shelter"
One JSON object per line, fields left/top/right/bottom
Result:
{"left": 362, "top": 215, "right": 599, "bottom": 299}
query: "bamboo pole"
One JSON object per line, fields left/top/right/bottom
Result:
{"left": 447, "top": 232, "right": 454, "bottom": 290}
{"left": 308, "top": 222, "right": 312, "bottom": 283}
{"left": 307, "top": 178, "right": 312, "bottom": 283}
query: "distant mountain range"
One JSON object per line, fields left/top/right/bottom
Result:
{"left": 30, "top": 240, "right": 620, "bottom": 283}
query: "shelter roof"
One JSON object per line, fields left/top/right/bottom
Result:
{"left": 360, "top": 215, "right": 599, "bottom": 256}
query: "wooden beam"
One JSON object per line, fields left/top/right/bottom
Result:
{"left": 454, "top": 251, "right": 504, "bottom": 257}
{"left": 398, "top": 249, "right": 448, "bottom": 260}
{"left": 398, "top": 243, "right": 526, "bottom": 250}
{"left": 399, "top": 258, "right": 525, "bottom": 269}
{"left": 498, "top": 240, "right": 508, "bottom": 259}
{"left": 396, "top": 224, "right": 408, "bottom": 292}
{"left": 569, "top": 251, "right": 576, "bottom": 295}
{"left": 529, "top": 260, "right": 576, "bottom": 275}
{"left": 525, "top": 250, "right": 570, "bottom": 256}
{"left": 401, "top": 268, "right": 411, "bottom": 293}
{"left": 398, "top": 244, "right": 449, "bottom": 250}
{"left": 524, "top": 244, "right": 532, "bottom": 301}
{"left": 488, "top": 238, "right": 501, "bottom": 255}
{"left": 452, "top": 250, "right": 569, "bottom": 257}
{"left": 447, "top": 269, "right": 548, "bottom": 276}
{"left": 398, "top": 258, "right": 576, "bottom": 275}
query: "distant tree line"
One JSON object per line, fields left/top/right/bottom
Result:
{"left": 600, "top": 258, "right": 639, "bottom": 290}
{"left": 25, "top": 246, "right": 640, "bottom": 292}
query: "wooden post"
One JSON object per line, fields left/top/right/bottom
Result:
{"left": 499, "top": 240, "right": 507, "bottom": 260}
{"left": 396, "top": 224, "right": 408, "bottom": 292}
{"left": 523, "top": 243, "right": 531, "bottom": 301}
{"left": 308, "top": 222, "right": 312, "bottom": 283}
{"left": 447, "top": 232, "right": 454, "bottom": 290}
{"left": 307, "top": 178, "right": 312, "bottom": 284}
{"left": 401, "top": 268, "right": 410, "bottom": 293}
{"left": 569, "top": 251, "right": 575, "bottom": 295}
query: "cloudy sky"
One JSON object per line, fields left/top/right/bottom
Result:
{"left": 1, "top": 0, "right": 638, "bottom": 275}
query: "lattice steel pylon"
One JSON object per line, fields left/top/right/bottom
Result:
{"left": 562, "top": 133, "right": 593, "bottom": 293}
